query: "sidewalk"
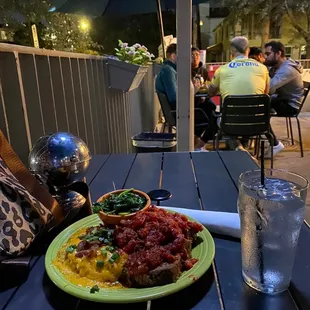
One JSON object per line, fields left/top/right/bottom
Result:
{"left": 265, "top": 113, "right": 310, "bottom": 222}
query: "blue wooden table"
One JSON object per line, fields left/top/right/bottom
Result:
{"left": 1, "top": 151, "right": 309, "bottom": 310}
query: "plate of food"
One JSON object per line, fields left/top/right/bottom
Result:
{"left": 45, "top": 190, "right": 215, "bottom": 303}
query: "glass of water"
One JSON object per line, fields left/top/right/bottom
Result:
{"left": 238, "top": 169, "right": 308, "bottom": 294}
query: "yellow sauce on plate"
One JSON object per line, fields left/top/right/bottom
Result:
{"left": 53, "top": 228, "right": 127, "bottom": 289}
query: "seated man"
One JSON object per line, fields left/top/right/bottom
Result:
{"left": 207, "top": 36, "right": 275, "bottom": 156}
{"left": 249, "top": 47, "right": 265, "bottom": 64}
{"left": 155, "top": 43, "right": 210, "bottom": 151}
{"left": 155, "top": 44, "right": 177, "bottom": 110}
{"left": 191, "top": 47, "right": 217, "bottom": 142}
{"left": 191, "top": 47, "right": 210, "bottom": 82}
{"left": 264, "top": 41, "right": 304, "bottom": 156}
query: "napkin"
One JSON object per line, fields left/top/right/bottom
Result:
{"left": 160, "top": 206, "right": 241, "bottom": 239}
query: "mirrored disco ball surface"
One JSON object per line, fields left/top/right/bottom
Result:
{"left": 29, "top": 132, "right": 91, "bottom": 188}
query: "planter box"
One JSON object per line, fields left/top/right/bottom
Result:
{"left": 152, "top": 63, "right": 162, "bottom": 77}
{"left": 106, "top": 58, "right": 148, "bottom": 92}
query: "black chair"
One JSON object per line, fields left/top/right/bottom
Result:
{"left": 272, "top": 82, "right": 310, "bottom": 157}
{"left": 157, "top": 93, "right": 209, "bottom": 135}
{"left": 215, "top": 94, "right": 274, "bottom": 167}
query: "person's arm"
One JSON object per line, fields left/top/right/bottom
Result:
{"left": 208, "top": 68, "right": 220, "bottom": 97}
{"left": 161, "top": 67, "right": 177, "bottom": 105}
{"left": 264, "top": 69, "right": 270, "bottom": 94}
{"left": 202, "top": 67, "right": 210, "bottom": 82}
{"left": 269, "top": 67, "right": 297, "bottom": 94}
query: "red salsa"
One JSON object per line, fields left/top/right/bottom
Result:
{"left": 115, "top": 206, "right": 203, "bottom": 277}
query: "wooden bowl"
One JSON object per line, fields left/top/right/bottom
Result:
{"left": 96, "top": 189, "right": 151, "bottom": 225}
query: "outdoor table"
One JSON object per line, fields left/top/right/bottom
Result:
{"left": 1, "top": 151, "right": 309, "bottom": 310}
{"left": 195, "top": 92, "right": 209, "bottom": 98}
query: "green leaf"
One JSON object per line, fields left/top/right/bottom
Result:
{"left": 101, "top": 249, "right": 108, "bottom": 257}
{"left": 109, "top": 252, "right": 120, "bottom": 263}
{"left": 90, "top": 285, "right": 99, "bottom": 294}
{"left": 66, "top": 245, "right": 77, "bottom": 253}
{"left": 105, "top": 246, "right": 115, "bottom": 252}
{"left": 96, "top": 260, "right": 104, "bottom": 269}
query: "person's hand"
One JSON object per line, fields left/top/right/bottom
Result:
{"left": 193, "top": 78, "right": 202, "bottom": 94}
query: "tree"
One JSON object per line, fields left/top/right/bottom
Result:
{"left": 221, "top": 0, "right": 310, "bottom": 57}
{"left": 285, "top": 0, "right": 310, "bottom": 58}
{"left": 0, "top": 0, "right": 102, "bottom": 54}
{"left": 221, "top": 0, "right": 281, "bottom": 46}
{"left": 92, "top": 11, "right": 176, "bottom": 57}
{"left": 43, "top": 14, "right": 103, "bottom": 54}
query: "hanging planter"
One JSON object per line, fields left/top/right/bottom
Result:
{"left": 105, "top": 40, "right": 155, "bottom": 92}
{"left": 106, "top": 58, "right": 148, "bottom": 92}
{"left": 152, "top": 62, "right": 163, "bottom": 77}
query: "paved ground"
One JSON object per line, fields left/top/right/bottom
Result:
{"left": 157, "top": 113, "right": 310, "bottom": 220}
{"left": 267, "top": 113, "right": 310, "bottom": 221}
{"left": 204, "top": 113, "right": 310, "bottom": 221}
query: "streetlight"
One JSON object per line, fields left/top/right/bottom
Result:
{"left": 79, "top": 19, "right": 90, "bottom": 31}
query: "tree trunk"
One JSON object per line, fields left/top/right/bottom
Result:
{"left": 196, "top": 4, "right": 202, "bottom": 49}
{"left": 192, "top": 5, "right": 198, "bottom": 48}
{"left": 260, "top": 17, "right": 270, "bottom": 48}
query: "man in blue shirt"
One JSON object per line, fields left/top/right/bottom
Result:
{"left": 155, "top": 44, "right": 177, "bottom": 110}
{"left": 155, "top": 44, "right": 214, "bottom": 151}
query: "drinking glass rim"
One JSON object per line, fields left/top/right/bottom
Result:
{"left": 239, "top": 168, "right": 309, "bottom": 190}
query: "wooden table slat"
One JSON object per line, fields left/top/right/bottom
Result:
{"left": 88, "top": 153, "right": 136, "bottom": 201}
{"left": 85, "top": 154, "right": 110, "bottom": 185}
{"left": 77, "top": 296, "right": 147, "bottom": 310}
{"left": 150, "top": 267, "right": 221, "bottom": 310}
{"left": 124, "top": 153, "right": 162, "bottom": 193}
{"left": 151, "top": 152, "right": 222, "bottom": 310}
{"left": 0, "top": 257, "right": 38, "bottom": 310}
{"left": 217, "top": 150, "right": 301, "bottom": 309}
{"left": 214, "top": 238, "right": 298, "bottom": 310}
{"left": 4, "top": 256, "right": 79, "bottom": 310}
{"left": 290, "top": 224, "right": 310, "bottom": 310}
{"left": 78, "top": 153, "right": 162, "bottom": 310}
{"left": 192, "top": 152, "right": 295, "bottom": 310}
{"left": 191, "top": 152, "right": 238, "bottom": 212}
{"left": 2, "top": 152, "right": 310, "bottom": 310}
{"left": 161, "top": 152, "right": 200, "bottom": 209}
{"left": 217, "top": 151, "right": 259, "bottom": 187}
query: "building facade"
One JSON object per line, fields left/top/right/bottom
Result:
{"left": 213, "top": 14, "right": 307, "bottom": 62}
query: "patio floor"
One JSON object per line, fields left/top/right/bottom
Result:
{"left": 267, "top": 113, "right": 310, "bottom": 220}
{"left": 158, "top": 113, "right": 310, "bottom": 218}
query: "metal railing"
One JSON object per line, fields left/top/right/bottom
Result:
{"left": 0, "top": 44, "right": 159, "bottom": 163}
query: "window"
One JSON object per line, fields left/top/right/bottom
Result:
{"left": 300, "top": 45, "right": 306, "bottom": 59}
{"left": 285, "top": 46, "right": 292, "bottom": 58}
{"left": 269, "top": 10, "right": 283, "bottom": 38}
{"left": 248, "top": 15, "right": 254, "bottom": 40}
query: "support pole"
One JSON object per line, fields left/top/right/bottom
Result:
{"left": 176, "top": 0, "right": 194, "bottom": 151}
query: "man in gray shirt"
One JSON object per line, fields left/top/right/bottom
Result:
{"left": 264, "top": 41, "right": 304, "bottom": 157}
{"left": 265, "top": 41, "right": 304, "bottom": 111}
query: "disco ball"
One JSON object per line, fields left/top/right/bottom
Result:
{"left": 29, "top": 132, "right": 91, "bottom": 188}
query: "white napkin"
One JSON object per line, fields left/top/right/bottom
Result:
{"left": 160, "top": 206, "right": 241, "bottom": 239}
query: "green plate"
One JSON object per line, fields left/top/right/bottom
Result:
{"left": 45, "top": 213, "right": 215, "bottom": 303}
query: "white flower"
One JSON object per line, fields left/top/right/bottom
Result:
{"left": 120, "top": 43, "right": 128, "bottom": 48}
{"left": 134, "top": 43, "right": 141, "bottom": 48}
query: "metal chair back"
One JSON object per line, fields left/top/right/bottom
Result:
{"left": 220, "top": 94, "right": 271, "bottom": 137}
{"left": 157, "top": 93, "right": 176, "bottom": 127}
